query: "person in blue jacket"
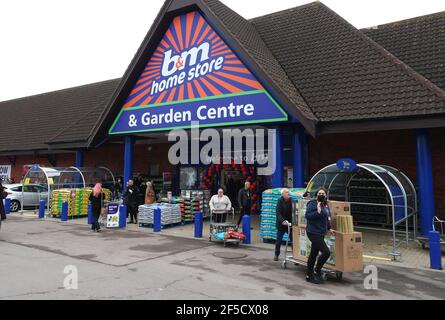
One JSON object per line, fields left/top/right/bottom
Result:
{"left": 305, "top": 187, "right": 332, "bottom": 284}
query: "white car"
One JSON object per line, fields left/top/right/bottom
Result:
{"left": 3, "top": 184, "right": 49, "bottom": 212}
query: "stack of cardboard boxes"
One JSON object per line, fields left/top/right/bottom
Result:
{"left": 292, "top": 200, "right": 363, "bottom": 273}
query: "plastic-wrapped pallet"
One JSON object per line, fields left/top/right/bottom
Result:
{"left": 138, "top": 204, "right": 182, "bottom": 226}
{"left": 260, "top": 188, "right": 305, "bottom": 241}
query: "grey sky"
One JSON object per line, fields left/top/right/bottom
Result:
{"left": 0, "top": 0, "right": 444, "bottom": 101}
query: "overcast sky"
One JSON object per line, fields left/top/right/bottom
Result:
{"left": 1, "top": 0, "right": 444, "bottom": 102}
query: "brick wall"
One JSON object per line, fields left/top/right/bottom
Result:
{"left": 308, "top": 128, "right": 445, "bottom": 220}
{"left": 0, "top": 153, "right": 74, "bottom": 182}
{"left": 83, "top": 142, "right": 173, "bottom": 177}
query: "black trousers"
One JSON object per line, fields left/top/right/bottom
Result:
{"left": 307, "top": 232, "right": 331, "bottom": 276}
{"left": 237, "top": 205, "right": 251, "bottom": 226}
{"left": 128, "top": 205, "right": 138, "bottom": 222}
{"left": 92, "top": 208, "right": 101, "bottom": 231}
{"left": 275, "top": 227, "right": 292, "bottom": 257}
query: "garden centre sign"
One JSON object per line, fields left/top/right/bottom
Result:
{"left": 109, "top": 11, "right": 287, "bottom": 135}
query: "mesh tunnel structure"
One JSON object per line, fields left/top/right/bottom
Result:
{"left": 306, "top": 163, "right": 418, "bottom": 258}
{"left": 21, "top": 166, "right": 116, "bottom": 217}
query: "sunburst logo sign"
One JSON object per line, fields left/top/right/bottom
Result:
{"left": 110, "top": 11, "right": 288, "bottom": 135}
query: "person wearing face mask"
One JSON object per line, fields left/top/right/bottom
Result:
{"left": 305, "top": 187, "right": 332, "bottom": 284}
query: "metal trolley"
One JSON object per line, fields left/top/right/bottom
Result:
{"left": 281, "top": 224, "right": 344, "bottom": 281}
{"left": 209, "top": 208, "right": 241, "bottom": 247}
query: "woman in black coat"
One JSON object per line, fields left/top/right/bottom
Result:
{"left": 305, "top": 187, "right": 332, "bottom": 284}
{"left": 89, "top": 183, "right": 104, "bottom": 232}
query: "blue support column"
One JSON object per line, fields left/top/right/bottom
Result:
{"left": 293, "top": 126, "right": 305, "bottom": 188}
{"left": 416, "top": 129, "right": 436, "bottom": 236}
{"left": 153, "top": 207, "right": 161, "bottom": 232}
{"left": 61, "top": 201, "right": 68, "bottom": 222}
{"left": 194, "top": 211, "right": 203, "bottom": 238}
{"left": 75, "top": 149, "right": 84, "bottom": 168}
{"left": 38, "top": 200, "right": 45, "bottom": 219}
{"left": 271, "top": 127, "right": 283, "bottom": 188}
{"left": 242, "top": 214, "right": 251, "bottom": 244}
{"left": 119, "top": 205, "right": 127, "bottom": 228}
{"left": 4, "top": 198, "right": 11, "bottom": 214}
{"left": 429, "top": 231, "right": 443, "bottom": 270}
{"left": 124, "top": 136, "right": 135, "bottom": 190}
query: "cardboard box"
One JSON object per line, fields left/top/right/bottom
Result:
{"left": 334, "top": 232, "right": 363, "bottom": 272}
{"left": 292, "top": 226, "right": 308, "bottom": 262}
{"left": 329, "top": 200, "right": 351, "bottom": 216}
{"left": 296, "top": 199, "right": 310, "bottom": 227}
{"left": 292, "top": 226, "right": 335, "bottom": 265}
{"left": 329, "top": 201, "right": 351, "bottom": 230}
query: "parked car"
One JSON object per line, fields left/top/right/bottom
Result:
{"left": 3, "top": 184, "right": 49, "bottom": 212}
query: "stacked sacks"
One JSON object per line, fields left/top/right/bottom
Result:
{"left": 50, "top": 187, "right": 112, "bottom": 218}
{"left": 138, "top": 204, "right": 182, "bottom": 226}
{"left": 180, "top": 193, "right": 203, "bottom": 222}
{"left": 72, "top": 188, "right": 89, "bottom": 217}
{"left": 260, "top": 188, "right": 305, "bottom": 241}
{"left": 50, "top": 189, "right": 72, "bottom": 217}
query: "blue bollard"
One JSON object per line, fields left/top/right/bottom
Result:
{"left": 119, "top": 205, "right": 127, "bottom": 228}
{"left": 194, "top": 211, "right": 203, "bottom": 238}
{"left": 153, "top": 207, "right": 161, "bottom": 232}
{"left": 429, "top": 231, "right": 443, "bottom": 270}
{"left": 87, "top": 203, "right": 93, "bottom": 225}
{"left": 38, "top": 200, "right": 45, "bottom": 219}
{"left": 242, "top": 215, "right": 251, "bottom": 244}
{"left": 61, "top": 201, "right": 68, "bottom": 222}
{"left": 4, "top": 198, "right": 11, "bottom": 214}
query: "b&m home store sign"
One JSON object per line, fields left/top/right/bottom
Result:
{"left": 109, "top": 11, "right": 287, "bottom": 135}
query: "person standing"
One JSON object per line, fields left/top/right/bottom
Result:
{"left": 0, "top": 182, "right": 7, "bottom": 221}
{"left": 305, "top": 187, "right": 332, "bottom": 284}
{"left": 274, "top": 188, "right": 293, "bottom": 261}
{"left": 237, "top": 181, "right": 252, "bottom": 228}
{"left": 124, "top": 179, "right": 139, "bottom": 224}
{"left": 89, "top": 183, "right": 104, "bottom": 232}
{"left": 209, "top": 188, "right": 232, "bottom": 223}
{"left": 145, "top": 181, "right": 156, "bottom": 205}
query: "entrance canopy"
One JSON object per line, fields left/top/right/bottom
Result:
{"left": 306, "top": 163, "right": 417, "bottom": 225}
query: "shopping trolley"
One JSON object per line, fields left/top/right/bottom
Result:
{"left": 281, "top": 223, "right": 344, "bottom": 280}
{"left": 209, "top": 208, "right": 241, "bottom": 247}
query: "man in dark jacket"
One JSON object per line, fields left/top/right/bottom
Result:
{"left": 124, "top": 179, "right": 139, "bottom": 224}
{"left": 274, "top": 188, "right": 293, "bottom": 261}
{"left": 237, "top": 181, "right": 252, "bottom": 227}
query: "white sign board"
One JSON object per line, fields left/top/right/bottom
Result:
{"left": 0, "top": 165, "right": 11, "bottom": 182}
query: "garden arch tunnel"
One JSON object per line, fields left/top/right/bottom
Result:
{"left": 306, "top": 163, "right": 418, "bottom": 258}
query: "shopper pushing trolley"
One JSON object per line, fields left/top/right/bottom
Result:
{"left": 281, "top": 186, "right": 364, "bottom": 283}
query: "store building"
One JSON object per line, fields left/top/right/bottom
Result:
{"left": 1, "top": 0, "right": 444, "bottom": 235}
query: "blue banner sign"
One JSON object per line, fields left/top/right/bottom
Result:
{"left": 110, "top": 91, "right": 287, "bottom": 134}
{"left": 336, "top": 158, "right": 357, "bottom": 171}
